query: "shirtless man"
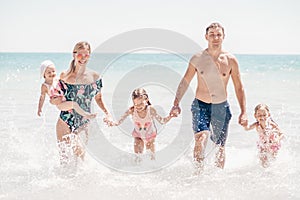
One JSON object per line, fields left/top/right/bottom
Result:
{"left": 170, "top": 23, "right": 248, "bottom": 169}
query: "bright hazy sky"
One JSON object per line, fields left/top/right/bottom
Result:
{"left": 1, "top": 0, "right": 299, "bottom": 54}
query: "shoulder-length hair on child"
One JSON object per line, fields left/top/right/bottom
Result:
{"left": 131, "top": 88, "right": 151, "bottom": 105}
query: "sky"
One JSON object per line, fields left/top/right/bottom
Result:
{"left": 0, "top": 0, "right": 300, "bottom": 54}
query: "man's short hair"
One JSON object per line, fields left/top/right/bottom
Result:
{"left": 206, "top": 22, "right": 225, "bottom": 35}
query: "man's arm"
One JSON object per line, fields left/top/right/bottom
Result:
{"left": 230, "top": 55, "right": 248, "bottom": 126}
{"left": 170, "top": 61, "right": 196, "bottom": 116}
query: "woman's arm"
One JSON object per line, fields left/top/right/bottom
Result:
{"left": 94, "top": 92, "right": 109, "bottom": 115}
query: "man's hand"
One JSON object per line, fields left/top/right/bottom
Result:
{"left": 170, "top": 105, "right": 181, "bottom": 117}
{"left": 238, "top": 113, "right": 248, "bottom": 127}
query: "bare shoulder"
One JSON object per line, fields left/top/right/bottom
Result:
{"left": 40, "top": 83, "right": 48, "bottom": 94}
{"left": 192, "top": 51, "right": 206, "bottom": 58}
{"left": 60, "top": 71, "right": 67, "bottom": 80}
{"left": 150, "top": 106, "right": 157, "bottom": 113}
{"left": 190, "top": 51, "right": 206, "bottom": 61}
{"left": 87, "top": 68, "right": 100, "bottom": 81}
{"left": 270, "top": 120, "right": 280, "bottom": 129}
{"left": 223, "top": 51, "right": 235, "bottom": 58}
{"left": 128, "top": 106, "right": 135, "bottom": 114}
{"left": 150, "top": 106, "right": 159, "bottom": 117}
{"left": 223, "top": 52, "right": 238, "bottom": 65}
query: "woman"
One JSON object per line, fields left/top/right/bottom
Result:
{"left": 52, "top": 41, "right": 111, "bottom": 164}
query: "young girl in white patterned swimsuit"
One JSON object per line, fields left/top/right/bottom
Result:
{"left": 244, "top": 104, "right": 284, "bottom": 167}
{"left": 106, "top": 88, "right": 174, "bottom": 160}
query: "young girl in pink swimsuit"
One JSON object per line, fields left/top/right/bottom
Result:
{"left": 244, "top": 104, "right": 284, "bottom": 167}
{"left": 106, "top": 88, "right": 174, "bottom": 160}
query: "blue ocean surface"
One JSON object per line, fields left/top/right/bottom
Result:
{"left": 0, "top": 53, "right": 299, "bottom": 199}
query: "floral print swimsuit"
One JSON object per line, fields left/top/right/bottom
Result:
{"left": 256, "top": 119, "right": 282, "bottom": 154}
{"left": 58, "top": 79, "right": 102, "bottom": 132}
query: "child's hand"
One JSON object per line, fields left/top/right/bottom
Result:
{"left": 170, "top": 106, "right": 181, "bottom": 117}
{"left": 103, "top": 115, "right": 116, "bottom": 127}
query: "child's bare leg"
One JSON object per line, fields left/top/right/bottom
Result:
{"left": 134, "top": 137, "right": 144, "bottom": 154}
{"left": 146, "top": 139, "right": 155, "bottom": 160}
{"left": 259, "top": 149, "right": 269, "bottom": 168}
{"left": 57, "top": 101, "right": 97, "bottom": 119}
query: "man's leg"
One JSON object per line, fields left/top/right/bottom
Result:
{"left": 215, "top": 145, "right": 225, "bottom": 169}
{"left": 194, "top": 130, "right": 210, "bottom": 165}
{"left": 211, "top": 101, "right": 232, "bottom": 169}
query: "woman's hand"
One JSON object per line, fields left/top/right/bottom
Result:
{"left": 103, "top": 114, "right": 116, "bottom": 126}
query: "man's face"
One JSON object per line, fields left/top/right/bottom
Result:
{"left": 205, "top": 27, "right": 224, "bottom": 47}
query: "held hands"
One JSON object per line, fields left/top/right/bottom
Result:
{"left": 169, "top": 105, "right": 181, "bottom": 117}
{"left": 103, "top": 114, "right": 117, "bottom": 127}
{"left": 238, "top": 112, "right": 248, "bottom": 127}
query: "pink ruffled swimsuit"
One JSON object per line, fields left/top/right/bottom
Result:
{"left": 132, "top": 106, "right": 157, "bottom": 142}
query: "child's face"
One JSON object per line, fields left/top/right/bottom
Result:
{"left": 133, "top": 97, "right": 147, "bottom": 112}
{"left": 44, "top": 65, "right": 56, "bottom": 80}
{"left": 254, "top": 108, "right": 269, "bottom": 124}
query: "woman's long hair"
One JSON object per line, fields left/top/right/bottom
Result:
{"left": 67, "top": 41, "right": 91, "bottom": 75}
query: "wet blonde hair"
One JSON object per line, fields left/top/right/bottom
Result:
{"left": 68, "top": 41, "right": 91, "bottom": 74}
{"left": 132, "top": 88, "right": 151, "bottom": 105}
{"left": 254, "top": 103, "right": 279, "bottom": 126}
{"left": 254, "top": 103, "right": 270, "bottom": 115}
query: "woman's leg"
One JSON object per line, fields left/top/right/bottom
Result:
{"left": 56, "top": 118, "right": 71, "bottom": 141}
{"left": 56, "top": 119, "right": 84, "bottom": 163}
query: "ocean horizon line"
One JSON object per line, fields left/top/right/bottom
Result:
{"left": 0, "top": 52, "right": 300, "bottom": 56}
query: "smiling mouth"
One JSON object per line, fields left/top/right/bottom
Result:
{"left": 78, "top": 60, "right": 87, "bottom": 65}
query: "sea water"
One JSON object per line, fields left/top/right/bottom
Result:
{"left": 0, "top": 53, "right": 299, "bottom": 199}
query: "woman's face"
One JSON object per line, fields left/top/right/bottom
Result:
{"left": 74, "top": 48, "right": 90, "bottom": 67}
